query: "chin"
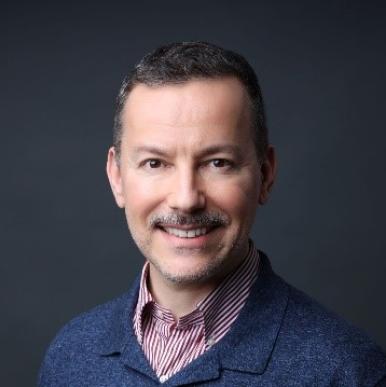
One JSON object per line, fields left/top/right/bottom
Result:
{"left": 157, "top": 265, "right": 221, "bottom": 286}
{"left": 149, "top": 251, "right": 230, "bottom": 286}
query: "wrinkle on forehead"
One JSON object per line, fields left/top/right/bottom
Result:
{"left": 121, "top": 77, "right": 251, "bottom": 134}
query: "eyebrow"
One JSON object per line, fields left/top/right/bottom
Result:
{"left": 196, "top": 144, "right": 243, "bottom": 159}
{"left": 131, "top": 144, "right": 243, "bottom": 159}
{"left": 131, "top": 146, "right": 170, "bottom": 157}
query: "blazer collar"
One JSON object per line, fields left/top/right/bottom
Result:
{"left": 218, "top": 251, "right": 289, "bottom": 374}
{"left": 96, "top": 277, "right": 140, "bottom": 356}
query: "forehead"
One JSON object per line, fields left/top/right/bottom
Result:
{"left": 120, "top": 77, "right": 253, "bottom": 149}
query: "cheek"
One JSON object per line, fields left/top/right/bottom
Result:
{"left": 122, "top": 175, "right": 164, "bottom": 219}
{"left": 208, "top": 179, "right": 260, "bottom": 219}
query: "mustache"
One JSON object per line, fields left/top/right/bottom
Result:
{"left": 149, "top": 212, "right": 229, "bottom": 227}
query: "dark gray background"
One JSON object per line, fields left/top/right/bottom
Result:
{"left": 2, "top": 1, "right": 386, "bottom": 385}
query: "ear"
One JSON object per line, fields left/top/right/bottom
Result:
{"left": 258, "top": 145, "right": 277, "bottom": 205}
{"left": 106, "top": 147, "right": 125, "bottom": 208}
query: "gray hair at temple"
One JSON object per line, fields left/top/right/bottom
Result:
{"left": 112, "top": 41, "right": 268, "bottom": 163}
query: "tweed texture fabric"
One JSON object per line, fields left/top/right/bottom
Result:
{"left": 38, "top": 252, "right": 386, "bottom": 386}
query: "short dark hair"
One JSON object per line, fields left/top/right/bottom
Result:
{"left": 113, "top": 41, "right": 268, "bottom": 162}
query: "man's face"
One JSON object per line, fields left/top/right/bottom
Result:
{"left": 107, "top": 77, "right": 274, "bottom": 287}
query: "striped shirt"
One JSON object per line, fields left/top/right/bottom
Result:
{"left": 133, "top": 241, "right": 260, "bottom": 383}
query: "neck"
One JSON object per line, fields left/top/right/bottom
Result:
{"left": 146, "top": 243, "right": 250, "bottom": 319}
{"left": 147, "top": 267, "right": 220, "bottom": 318}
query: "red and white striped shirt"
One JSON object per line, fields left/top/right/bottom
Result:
{"left": 133, "top": 241, "right": 260, "bottom": 383}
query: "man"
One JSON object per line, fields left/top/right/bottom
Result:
{"left": 39, "top": 42, "right": 386, "bottom": 386}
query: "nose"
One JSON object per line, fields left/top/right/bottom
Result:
{"left": 166, "top": 167, "right": 206, "bottom": 213}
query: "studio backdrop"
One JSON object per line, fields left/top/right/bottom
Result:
{"left": 2, "top": 1, "right": 386, "bottom": 386}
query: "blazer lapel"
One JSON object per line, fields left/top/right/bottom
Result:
{"left": 219, "top": 252, "right": 290, "bottom": 374}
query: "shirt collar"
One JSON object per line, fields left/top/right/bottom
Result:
{"left": 133, "top": 263, "right": 153, "bottom": 345}
{"left": 199, "top": 241, "right": 260, "bottom": 343}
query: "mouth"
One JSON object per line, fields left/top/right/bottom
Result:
{"left": 156, "top": 225, "right": 220, "bottom": 239}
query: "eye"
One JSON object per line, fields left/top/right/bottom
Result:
{"left": 141, "top": 159, "right": 164, "bottom": 169}
{"left": 209, "top": 159, "right": 233, "bottom": 168}
{"left": 147, "top": 159, "right": 162, "bottom": 168}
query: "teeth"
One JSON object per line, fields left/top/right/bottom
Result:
{"left": 164, "top": 227, "right": 208, "bottom": 238}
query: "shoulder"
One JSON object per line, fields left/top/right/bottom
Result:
{"left": 284, "top": 284, "right": 383, "bottom": 353}
{"left": 38, "top": 291, "right": 134, "bottom": 386}
{"left": 52, "top": 292, "right": 127, "bottom": 347}
{"left": 279, "top": 283, "right": 386, "bottom": 385}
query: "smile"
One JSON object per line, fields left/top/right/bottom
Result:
{"left": 163, "top": 227, "right": 208, "bottom": 238}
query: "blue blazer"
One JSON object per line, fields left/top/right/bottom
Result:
{"left": 38, "top": 253, "right": 386, "bottom": 386}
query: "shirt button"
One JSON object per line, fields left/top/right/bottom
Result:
{"left": 159, "top": 375, "right": 168, "bottom": 383}
{"left": 207, "top": 337, "right": 215, "bottom": 347}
